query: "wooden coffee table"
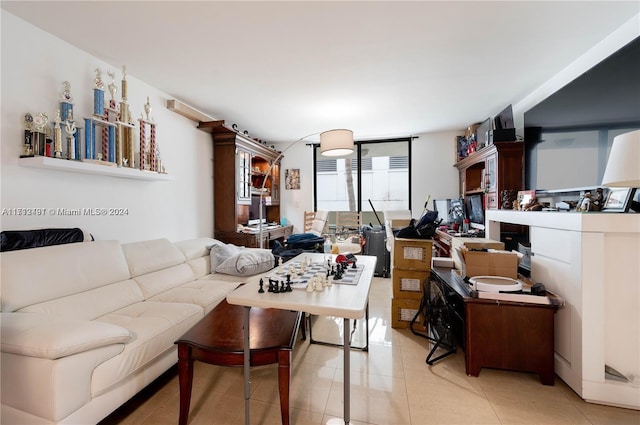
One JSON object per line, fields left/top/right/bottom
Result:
{"left": 175, "top": 299, "right": 302, "bottom": 425}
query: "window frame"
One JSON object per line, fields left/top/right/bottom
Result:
{"left": 312, "top": 137, "right": 413, "bottom": 212}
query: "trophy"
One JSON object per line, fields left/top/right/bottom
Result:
{"left": 103, "top": 71, "right": 118, "bottom": 162}
{"left": 118, "top": 65, "right": 135, "bottom": 168}
{"left": 60, "top": 81, "right": 74, "bottom": 121}
{"left": 22, "top": 112, "right": 48, "bottom": 157}
{"left": 138, "top": 96, "right": 156, "bottom": 171}
{"left": 93, "top": 68, "right": 104, "bottom": 117}
{"left": 53, "top": 110, "right": 63, "bottom": 159}
{"left": 64, "top": 112, "right": 77, "bottom": 160}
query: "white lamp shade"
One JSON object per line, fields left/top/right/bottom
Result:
{"left": 602, "top": 129, "right": 640, "bottom": 187}
{"left": 320, "top": 129, "right": 354, "bottom": 157}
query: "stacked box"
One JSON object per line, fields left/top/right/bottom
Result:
{"left": 391, "top": 297, "right": 426, "bottom": 331}
{"left": 392, "top": 268, "right": 429, "bottom": 300}
{"left": 391, "top": 238, "right": 432, "bottom": 329}
{"left": 393, "top": 238, "right": 433, "bottom": 271}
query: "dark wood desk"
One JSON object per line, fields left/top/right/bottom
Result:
{"left": 216, "top": 224, "right": 293, "bottom": 248}
{"left": 175, "top": 300, "right": 301, "bottom": 425}
{"left": 430, "top": 267, "right": 558, "bottom": 385}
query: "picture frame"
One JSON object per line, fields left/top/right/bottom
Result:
{"left": 285, "top": 168, "right": 300, "bottom": 190}
{"left": 516, "top": 190, "right": 535, "bottom": 210}
{"left": 602, "top": 188, "right": 636, "bottom": 212}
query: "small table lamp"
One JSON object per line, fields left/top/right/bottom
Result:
{"left": 601, "top": 129, "right": 640, "bottom": 188}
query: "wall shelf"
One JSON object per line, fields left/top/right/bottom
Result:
{"left": 18, "top": 156, "right": 174, "bottom": 181}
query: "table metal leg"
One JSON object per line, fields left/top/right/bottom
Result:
{"left": 243, "top": 306, "right": 251, "bottom": 425}
{"left": 344, "top": 317, "right": 350, "bottom": 425}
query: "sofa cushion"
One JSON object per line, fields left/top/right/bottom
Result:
{"left": 19, "top": 280, "right": 144, "bottom": 321}
{"left": 133, "top": 263, "right": 196, "bottom": 299}
{"left": 92, "top": 301, "right": 202, "bottom": 396}
{"left": 210, "top": 242, "right": 243, "bottom": 272}
{"left": 0, "top": 240, "right": 131, "bottom": 312}
{"left": 186, "top": 256, "right": 211, "bottom": 279}
{"left": 149, "top": 280, "right": 241, "bottom": 314}
{"left": 215, "top": 249, "right": 275, "bottom": 276}
{"left": 121, "top": 238, "right": 185, "bottom": 278}
{"left": 173, "top": 237, "right": 218, "bottom": 261}
{"left": 1, "top": 313, "right": 131, "bottom": 359}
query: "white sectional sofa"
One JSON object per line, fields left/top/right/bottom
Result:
{"left": 0, "top": 237, "right": 259, "bottom": 425}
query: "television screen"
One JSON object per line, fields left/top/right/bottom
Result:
{"left": 247, "top": 195, "right": 266, "bottom": 225}
{"left": 433, "top": 199, "right": 465, "bottom": 225}
{"left": 476, "top": 117, "right": 492, "bottom": 147}
{"left": 466, "top": 194, "right": 484, "bottom": 228}
{"left": 494, "top": 104, "right": 514, "bottom": 130}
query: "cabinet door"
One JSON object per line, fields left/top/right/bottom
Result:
{"left": 237, "top": 149, "right": 251, "bottom": 205}
{"left": 484, "top": 154, "right": 498, "bottom": 209}
{"left": 270, "top": 161, "right": 280, "bottom": 205}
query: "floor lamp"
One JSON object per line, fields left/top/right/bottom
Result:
{"left": 258, "top": 129, "right": 354, "bottom": 248}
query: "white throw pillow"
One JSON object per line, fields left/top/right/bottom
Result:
{"left": 209, "top": 242, "right": 243, "bottom": 273}
{"left": 215, "top": 249, "right": 275, "bottom": 276}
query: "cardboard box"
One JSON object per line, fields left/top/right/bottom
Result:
{"left": 459, "top": 248, "right": 519, "bottom": 279}
{"left": 388, "top": 219, "right": 411, "bottom": 230}
{"left": 393, "top": 238, "right": 432, "bottom": 271}
{"left": 451, "top": 237, "right": 504, "bottom": 270}
{"left": 392, "top": 269, "right": 429, "bottom": 300}
{"left": 391, "top": 297, "right": 426, "bottom": 331}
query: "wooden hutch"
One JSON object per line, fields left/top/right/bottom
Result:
{"left": 454, "top": 141, "right": 524, "bottom": 210}
{"left": 433, "top": 141, "right": 526, "bottom": 254}
{"left": 199, "top": 120, "right": 292, "bottom": 248}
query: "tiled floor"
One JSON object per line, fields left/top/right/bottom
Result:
{"left": 100, "top": 277, "right": 640, "bottom": 425}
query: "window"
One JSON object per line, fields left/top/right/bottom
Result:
{"left": 314, "top": 138, "right": 411, "bottom": 221}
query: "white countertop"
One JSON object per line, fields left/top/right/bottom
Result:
{"left": 227, "top": 253, "right": 377, "bottom": 319}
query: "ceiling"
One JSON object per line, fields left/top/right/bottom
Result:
{"left": 2, "top": 1, "right": 639, "bottom": 144}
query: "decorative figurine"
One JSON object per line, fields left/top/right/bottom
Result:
{"left": 107, "top": 70, "right": 117, "bottom": 104}
{"left": 579, "top": 192, "right": 593, "bottom": 212}
{"left": 524, "top": 196, "right": 543, "bottom": 211}
{"left": 591, "top": 188, "right": 604, "bottom": 211}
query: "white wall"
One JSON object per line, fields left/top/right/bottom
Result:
{"left": 1, "top": 13, "right": 214, "bottom": 243}
{"left": 278, "top": 131, "right": 461, "bottom": 232}
{"left": 410, "top": 131, "right": 461, "bottom": 215}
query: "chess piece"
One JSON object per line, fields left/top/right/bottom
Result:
{"left": 306, "top": 277, "right": 315, "bottom": 292}
{"left": 280, "top": 281, "right": 286, "bottom": 293}
{"left": 258, "top": 278, "right": 264, "bottom": 293}
{"left": 277, "top": 257, "right": 283, "bottom": 273}
{"left": 315, "top": 276, "right": 324, "bottom": 291}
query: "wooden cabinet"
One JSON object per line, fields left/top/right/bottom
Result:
{"left": 199, "top": 120, "right": 284, "bottom": 246}
{"left": 430, "top": 267, "right": 557, "bottom": 385}
{"left": 454, "top": 141, "right": 524, "bottom": 210}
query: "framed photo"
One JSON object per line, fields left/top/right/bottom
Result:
{"left": 602, "top": 188, "right": 636, "bottom": 212}
{"left": 516, "top": 190, "right": 535, "bottom": 210}
{"left": 285, "top": 168, "right": 300, "bottom": 190}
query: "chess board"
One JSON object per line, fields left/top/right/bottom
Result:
{"left": 266, "top": 259, "right": 364, "bottom": 290}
